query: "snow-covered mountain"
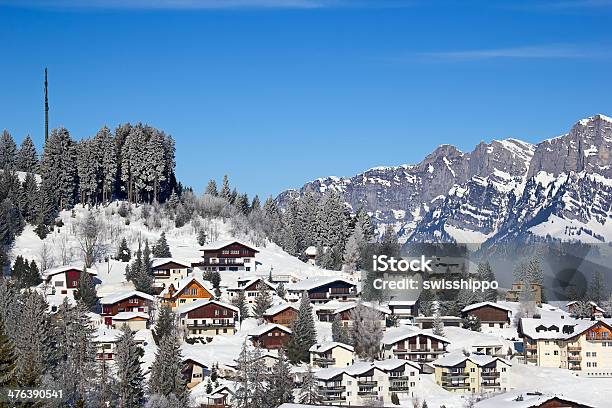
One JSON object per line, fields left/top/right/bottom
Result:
{"left": 277, "top": 114, "right": 612, "bottom": 244}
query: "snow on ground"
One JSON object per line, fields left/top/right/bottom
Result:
{"left": 529, "top": 213, "right": 612, "bottom": 243}
{"left": 444, "top": 223, "right": 493, "bottom": 245}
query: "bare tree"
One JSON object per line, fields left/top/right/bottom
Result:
{"left": 77, "top": 211, "right": 104, "bottom": 268}
{"left": 39, "top": 241, "right": 55, "bottom": 272}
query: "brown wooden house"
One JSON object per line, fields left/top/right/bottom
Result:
{"left": 100, "top": 291, "right": 155, "bottom": 327}
{"left": 461, "top": 302, "right": 512, "bottom": 328}
{"left": 249, "top": 324, "right": 292, "bottom": 350}
{"left": 177, "top": 299, "right": 239, "bottom": 338}
{"left": 263, "top": 303, "right": 299, "bottom": 327}
{"left": 194, "top": 240, "right": 259, "bottom": 273}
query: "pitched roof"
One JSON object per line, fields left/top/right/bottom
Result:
{"left": 200, "top": 240, "right": 259, "bottom": 253}
{"left": 333, "top": 301, "right": 391, "bottom": 316}
{"left": 433, "top": 351, "right": 511, "bottom": 368}
{"left": 462, "top": 301, "right": 512, "bottom": 313}
{"left": 92, "top": 327, "right": 122, "bottom": 343}
{"left": 158, "top": 273, "right": 214, "bottom": 297}
{"left": 520, "top": 317, "right": 612, "bottom": 340}
{"left": 287, "top": 276, "right": 356, "bottom": 292}
{"left": 175, "top": 299, "right": 239, "bottom": 315}
{"left": 43, "top": 265, "right": 98, "bottom": 278}
{"left": 112, "top": 311, "right": 149, "bottom": 320}
{"left": 309, "top": 341, "right": 354, "bottom": 354}
{"left": 100, "top": 290, "right": 155, "bottom": 305}
{"left": 264, "top": 303, "right": 298, "bottom": 317}
{"left": 314, "top": 359, "right": 419, "bottom": 380}
{"left": 151, "top": 257, "right": 191, "bottom": 269}
{"left": 474, "top": 390, "right": 594, "bottom": 408}
{"left": 382, "top": 325, "right": 450, "bottom": 345}
{"left": 249, "top": 323, "right": 292, "bottom": 337}
{"left": 229, "top": 276, "right": 277, "bottom": 291}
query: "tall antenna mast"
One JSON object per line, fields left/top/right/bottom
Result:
{"left": 44, "top": 67, "right": 49, "bottom": 143}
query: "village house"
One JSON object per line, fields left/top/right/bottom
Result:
{"left": 159, "top": 273, "right": 214, "bottom": 310}
{"left": 287, "top": 276, "right": 358, "bottom": 304}
{"left": 388, "top": 300, "right": 419, "bottom": 320}
{"left": 471, "top": 342, "right": 507, "bottom": 358}
{"left": 474, "top": 390, "right": 594, "bottom": 408}
{"left": 519, "top": 317, "right": 612, "bottom": 376}
{"left": 182, "top": 356, "right": 210, "bottom": 389}
{"left": 227, "top": 276, "right": 277, "bottom": 306}
{"left": 100, "top": 290, "right": 155, "bottom": 327}
{"left": 381, "top": 326, "right": 450, "bottom": 366}
{"left": 433, "top": 352, "right": 511, "bottom": 394}
{"left": 111, "top": 311, "right": 149, "bottom": 331}
{"left": 414, "top": 315, "right": 462, "bottom": 329}
{"left": 93, "top": 327, "right": 146, "bottom": 361}
{"left": 461, "top": 302, "right": 512, "bottom": 329}
{"left": 194, "top": 240, "right": 259, "bottom": 273}
{"left": 151, "top": 258, "right": 191, "bottom": 293}
{"left": 42, "top": 265, "right": 98, "bottom": 298}
{"left": 567, "top": 301, "right": 606, "bottom": 318}
{"left": 331, "top": 302, "right": 391, "bottom": 328}
{"left": 505, "top": 282, "right": 543, "bottom": 305}
{"left": 309, "top": 342, "right": 354, "bottom": 368}
{"left": 201, "top": 385, "right": 234, "bottom": 408}
{"left": 263, "top": 303, "right": 299, "bottom": 327}
{"left": 176, "top": 299, "right": 239, "bottom": 339}
{"left": 315, "top": 359, "right": 420, "bottom": 406}
{"left": 248, "top": 324, "right": 292, "bottom": 350}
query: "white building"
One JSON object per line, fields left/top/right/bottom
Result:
{"left": 309, "top": 342, "right": 355, "bottom": 368}
{"left": 42, "top": 265, "right": 98, "bottom": 299}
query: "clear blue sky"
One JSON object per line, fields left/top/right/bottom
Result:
{"left": 1, "top": 0, "right": 611, "bottom": 199}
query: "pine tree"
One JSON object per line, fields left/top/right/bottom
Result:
{"left": 153, "top": 232, "right": 172, "bottom": 258}
{"left": 9, "top": 255, "right": 28, "bottom": 285}
{"left": 477, "top": 261, "right": 498, "bottom": 302}
{"left": 115, "top": 325, "right": 145, "bottom": 408}
{"left": 19, "top": 172, "right": 39, "bottom": 223}
{"left": 331, "top": 313, "right": 351, "bottom": 345}
{"left": 117, "top": 238, "right": 131, "bottom": 262}
{"left": 211, "top": 271, "right": 221, "bottom": 290}
{"left": 350, "top": 303, "right": 383, "bottom": 360}
{"left": 251, "top": 195, "right": 261, "bottom": 212}
{"left": 253, "top": 282, "right": 273, "bottom": 320}
{"left": 0, "top": 130, "right": 16, "bottom": 170}
{"left": 205, "top": 179, "right": 218, "bottom": 196}
{"left": 148, "top": 333, "right": 188, "bottom": 404}
{"left": 236, "top": 193, "right": 249, "bottom": 215}
{"left": 432, "top": 313, "right": 445, "bottom": 336}
{"left": 231, "top": 291, "right": 249, "bottom": 322}
{"left": 97, "top": 126, "right": 117, "bottom": 203}
{"left": 276, "top": 282, "right": 286, "bottom": 299}
{"left": 15, "top": 135, "right": 38, "bottom": 173}
{"left": 588, "top": 270, "right": 607, "bottom": 305}
{"left": 74, "top": 269, "right": 97, "bottom": 311}
{"left": 297, "top": 365, "right": 321, "bottom": 404}
{"left": 0, "top": 316, "right": 16, "bottom": 387}
{"left": 197, "top": 229, "right": 207, "bottom": 246}
{"left": 153, "top": 303, "right": 176, "bottom": 343}
{"left": 286, "top": 291, "right": 316, "bottom": 363}
{"left": 233, "top": 342, "right": 252, "bottom": 408}
{"left": 268, "top": 347, "right": 294, "bottom": 405}
{"left": 40, "top": 127, "right": 78, "bottom": 210}
{"left": 462, "top": 315, "right": 481, "bottom": 332}
{"left": 220, "top": 175, "right": 231, "bottom": 201}
{"left": 0, "top": 198, "right": 24, "bottom": 245}
{"left": 249, "top": 345, "right": 269, "bottom": 407}
{"left": 342, "top": 232, "right": 361, "bottom": 272}
{"left": 133, "top": 241, "right": 154, "bottom": 294}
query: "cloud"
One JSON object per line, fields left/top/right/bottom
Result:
{"left": 417, "top": 45, "right": 611, "bottom": 61}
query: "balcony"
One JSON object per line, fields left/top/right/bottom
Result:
{"left": 394, "top": 347, "right": 445, "bottom": 355}
{"left": 309, "top": 292, "right": 329, "bottom": 300}
{"left": 318, "top": 386, "right": 344, "bottom": 393}
{"left": 525, "top": 344, "right": 537, "bottom": 350}
{"left": 187, "top": 321, "right": 235, "bottom": 329}
{"left": 441, "top": 382, "right": 470, "bottom": 389}
{"left": 313, "top": 356, "right": 336, "bottom": 366}
{"left": 568, "top": 354, "right": 582, "bottom": 361}
{"left": 481, "top": 371, "right": 500, "bottom": 378}
{"left": 569, "top": 365, "right": 582, "bottom": 371}
{"left": 441, "top": 372, "right": 469, "bottom": 379}
{"left": 567, "top": 345, "right": 582, "bottom": 351}
{"left": 586, "top": 335, "right": 610, "bottom": 341}
{"left": 482, "top": 382, "right": 501, "bottom": 387}
{"left": 357, "top": 380, "right": 377, "bottom": 387}
{"left": 389, "top": 385, "right": 410, "bottom": 392}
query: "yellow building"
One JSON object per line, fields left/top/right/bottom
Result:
{"left": 309, "top": 342, "right": 355, "bottom": 368}
{"left": 433, "top": 352, "right": 511, "bottom": 394}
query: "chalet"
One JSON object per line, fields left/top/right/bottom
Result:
{"left": 93, "top": 327, "right": 146, "bottom": 361}
{"left": 519, "top": 317, "right": 612, "bottom": 376}
{"left": 415, "top": 315, "right": 462, "bottom": 329}
{"left": 182, "top": 356, "right": 210, "bottom": 388}
{"left": 567, "top": 301, "right": 606, "bottom": 318}
{"left": 388, "top": 300, "right": 419, "bottom": 320}
{"left": 505, "top": 282, "right": 543, "bottom": 305}
{"left": 331, "top": 302, "right": 391, "bottom": 328}
{"left": 305, "top": 246, "right": 317, "bottom": 265}
{"left": 159, "top": 273, "right": 214, "bottom": 310}
{"left": 287, "top": 276, "right": 358, "bottom": 304}
{"left": 249, "top": 324, "right": 292, "bottom": 350}
{"left": 309, "top": 342, "right": 354, "bottom": 368}
{"left": 381, "top": 326, "right": 450, "bottom": 369}
{"left": 42, "top": 265, "right": 98, "bottom": 298}
{"left": 433, "top": 352, "right": 511, "bottom": 394}
{"left": 461, "top": 302, "right": 512, "bottom": 329}
{"left": 263, "top": 303, "right": 299, "bottom": 327}
{"left": 201, "top": 385, "right": 234, "bottom": 408}
{"left": 227, "top": 277, "right": 276, "bottom": 305}
{"left": 474, "top": 390, "right": 594, "bottom": 408}
{"left": 176, "top": 299, "right": 239, "bottom": 338}
{"left": 194, "top": 240, "right": 259, "bottom": 273}
{"left": 111, "top": 311, "right": 149, "bottom": 331}
{"left": 100, "top": 291, "right": 155, "bottom": 327}
{"left": 151, "top": 258, "right": 191, "bottom": 292}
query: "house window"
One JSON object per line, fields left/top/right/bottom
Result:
{"left": 71, "top": 281, "right": 78, "bottom": 287}
{"left": 593, "top": 352, "right": 597, "bottom": 357}
{"left": 55, "top": 281, "right": 64, "bottom": 287}
{"left": 470, "top": 368, "right": 475, "bottom": 373}
{"left": 215, "top": 310, "right": 219, "bottom": 316}
{"left": 554, "top": 351, "right": 558, "bottom": 356}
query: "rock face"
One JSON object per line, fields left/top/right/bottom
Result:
{"left": 276, "top": 115, "right": 612, "bottom": 244}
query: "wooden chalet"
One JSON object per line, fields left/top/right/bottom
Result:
{"left": 249, "top": 324, "right": 292, "bottom": 350}
{"left": 461, "top": 302, "right": 512, "bottom": 328}
{"left": 194, "top": 240, "right": 259, "bottom": 273}
{"left": 159, "top": 273, "right": 214, "bottom": 310}
{"left": 100, "top": 291, "right": 155, "bottom": 327}
{"left": 263, "top": 303, "right": 299, "bottom": 327}
{"left": 177, "top": 299, "right": 239, "bottom": 338}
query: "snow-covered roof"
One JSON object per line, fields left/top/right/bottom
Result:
{"left": 433, "top": 351, "right": 511, "bottom": 368}
{"left": 333, "top": 301, "right": 391, "bottom": 316}
{"left": 43, "top": 265, "right": 98, "bottom": 278}
{"left": 474, "top": 390, "right": 594, "bottom": 408}
{"left": 287, "top": 276, "right": 355, "bottom": 292}
{"left": 462, "top": 301, "right": 512, "bottom": 313}
{"left": 263, "top": 303, "right": 298, "bottom": 317}
{"left": 229, "top": 276, "right": 277, "bottom": 291}
{"left": 249, "top": 323, "right": 292, "bottom": 337}
{"left": 200, "top": 240, "right": 258, "bottom": 252}
{"left": 388, "top": 300, "right": 417, "bottom": 306}
{"left": 519, "top": 317, "right": 610, "bottom": 340}
{"left": 151, "top": 257, "right": 191, "bottom": 269}
{"left": 112, "top": 311, "right": 149, "bottom": 321}
{"left": 314, "top": 359, "right": 419, "bottom": 380}
{"left": 566, "top": 300, "right": 606, "bottom": 312}
{"left": 315, "top": 367, "right": 346, "bottom": 380}
{"left": 158, "top": 273, "right": 214, "bottom": 297}
{"left": 100, "top": 290, "right": 155, "bottom": 305}
{"left": 93, "top": 327, "right": 122, "bottom": 343}
{"left": 382, "top": 325, "right": 450, "bottom": 345}
{"left": 175, "top": 299, "right": 239, "bottom": 315}
{"left": 305, "top": 246, "right": 317, "bottom": 256}
{"left": 309, "top": 341, "right": 354, "bottom": 354}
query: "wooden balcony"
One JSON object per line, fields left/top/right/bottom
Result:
{"left": 441, "top": 372, "right": 469, "bottom": 379}
{"left": 357, "top": 380, "right": 377, "bottom": 386}
{"left": 568, "top": 354, "right": 582, "bottom": 361}
{"left": 313, "top": 356, "right": 336, "bottom": 366}
{"left": 567, "top": 345, "right": 582, "bottom": 351}
{"left": 389, "top": 385, "right": 410, "bottom": 392}
{"left": 481, "top": 371, "right": 500, "bottom": 378}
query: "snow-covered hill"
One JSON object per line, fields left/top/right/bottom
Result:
{"left": 277, "top": 115, "right": 612, "bottom": 245}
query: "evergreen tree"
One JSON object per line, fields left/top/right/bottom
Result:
{"left": 233, "top": 342, "right": 252, "bottom": 408}
{"left": 9, "top": 255, "right": 28, "bottom": 285}
{"left": 286, "top": 291, "right": 316, "bottom": 363}
{"left": 74, "top": 269, "right": 97, "bottom": 311}
{"left": 588, "top": 270, "right": 607, "bottom": 305}
{"left": 211, "top": 271, "right": 221, "bottom": 290}
{"left": 153, "top": 232, "right": 172, "bottom": 258}
{"left": 114, "top": 325, "right": 145, "bottom": 408}
{"left": 15, "top": 135, "right": 38, "bottom": 173}
{"left": 350, "top": 303, "right": 383, "bottom": 360}
{"left": 342, "top": 232, "right": 361, "bottom": 272}
{"left": 197, "top": 229, "right": 207, "bottom": 246}
{"left": 251, "top": 195, "right": 261, "bottom": 212}
{"left": 462, "top": 315, "right": 481, "bottom": 332}
{"left": 249, "top": 345, "right": 269, "bottom": 407}
{"left": 205, "top": 179, "right": 218, "bottom": 196}
{"left": 149, "top": 333, "right": 188, "bottom": 404}
{"left": 477, "top": 262, "right": 498, "bottom": 302}
{"left": 432, "top": 313, "right": 445, "bottom": 336}
{"left": 0, "top": 130, "right": 16, "bottom": 170}
{"left": 276, "top": 282, "right": 286, "bottom": 299}
{"left": 133, "top": 241, "right": 154, "bottom": 294}
{"left": 253, "top": 282, "right": 273, "bottom": 321}
{"left": 231, "top": 291, "right": 249, "bottom": 322}
{"left": 331, "top": 314, "right": 351, "bottom": 345}
{"left": 117, "top": 238, "right": 131, "bottom": 262}
{"left": 0, "top": 198, "right": 24, "bottom": 245}
{"left": 236, "top": 193, "right": 249, "bottom": 215}
{"left": 268, "top": 347, "right": 294, "bottom": 405}
{"left": 297, "top": 365, "right": 321, "bottom": 404}
{"left": 153, "top": 303, "right": 176, "bottom": 343}
{"left": 0, "top": 316, "right": 16, "bottom": 387}
{"left": 40, "top": 127, "right": 78, "bottom": 210}
{"left": 220, "top": 175, "right": 231, "bottom": 201}
{"left": 97, "top": 126, "right": 117, "bottom": 203}
{"left": 19, "top": 172, "right": 39, "bottom": 223}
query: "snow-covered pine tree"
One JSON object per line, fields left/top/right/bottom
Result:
{"left": 461, "top": 315, "right": 481, "bottom": 332}
{"left": 211, "top": 271, "right": 221, "bottom": 290}
{"left": 153, "top": 232, "right": 172, "bottom": 258}
{"left": 297, "top": 365, "right": 321, "bottom": 404}
{"left": 253, "top": 282, "right": 273, "bottom": 321}
{"left": 251, "top": 195, "right": 261, "bottom": 211}
{"left": 15, "top": 135, "right": 38, "bottom": 173}
{"left": 350, "top": 303, "right": 383, "bottom": 360}
{"left": 432, "top": 313, "right": 445, "bottom": 336}
{"left": 296, "top": 192, "right": 319, "bottom": 254}
{"left": 95, "top": 126, "right": 117, "bottom": 203}
{"left": 236, "top": 193, "right": 249, "bottom": 215}
{"left": 249, "top": 344, "right": 269, "bottom": 407}
{"left": 76, "top": 138, "right": 98, "bottom": 204}
{"left": 19, "top": 172, "right": 39, "bottom": 224}
{"left": 114, "top": 325, "right": 145, "bottom": 408}
{"left": 148, "top": 333, "right": 188, "bottom": 404}
{"left": 286, "top": 291, "right": 317, "bottom": 363}
{"left": 588, "top": 270, "right": 607, "bottom": 305}
{"left": 268, "top": 347, "right": 294, "bottom": 406}
{"left": 40, "top": 127, "right": 78, "bottom": 210}
{"left": 233, "top": 342, "right": 252, "bottom": 408}
{"left": 133, "top": 241, "right": 154, "bottom": 294}
{"left": 146, "top": 394, "right": 182, "bottom": 408}
{"left": 331, "top": 313, "right": 351, "bottom": 345}
{"left": 0, "top": 130, "right": 16, "bottom": 170}
{"left": 342, "top": 231, "right": 361, "bottom": 273}
{"left": 153, "top": 303, "right": 176, "bottom": 343}
{"left": 477, "top": 261, "right": 498, "bottom": 302}
{"left": 144, "top": 130, "right": 166, "bottom": 203}
{"left": 74, "top": 268, "right": 97, "bottom": 311}
{"left": 0, "top": 316, "right": 16, "bottom": 387}
{"left": 0, "top": 198, "right": 24, "bottom": 246}
{"left": 9, "top": 255, "right": 27, "bottom": 285}
{"left": 355, "top": 206, "right": 374, "bottom": 242}
{"left": 205, "top": 179, "right": 218, "bottom": 196}
{"left": 220, "top": 175, "right": 231, "bottom": 201}
{"left": 117, "top": 238, "right": 131, "bottom": 262}
{"left": 197, "top": 229, "right": 207, "bottom": 246}
{"left": 231, "top": 291, "right": 249, "bottom": 322}
{"left": 276, "top": 282, "right": 286, "bottom": 299}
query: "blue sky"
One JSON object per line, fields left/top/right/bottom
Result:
{"left": 1, "top": 0, "right": 611, "bottom": 199}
